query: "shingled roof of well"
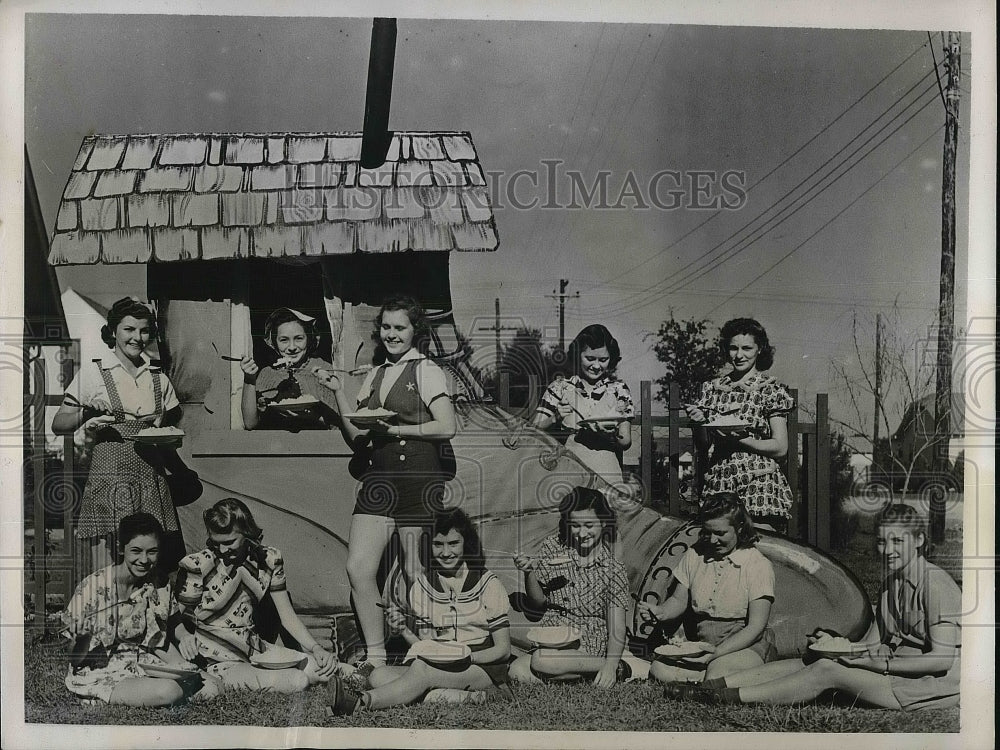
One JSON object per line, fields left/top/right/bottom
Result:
{"left": 48, "top": 132, "right": 498, "bottom": 264}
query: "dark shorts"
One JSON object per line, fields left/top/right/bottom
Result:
{"left": 353, "top": 439, "right": 447, "bottom": 523}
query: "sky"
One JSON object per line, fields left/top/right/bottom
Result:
{"left": 23, "top": 14, "right": 974, "bottom": 429}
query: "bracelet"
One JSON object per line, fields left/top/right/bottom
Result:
{"left": 882, "top": 657, "right": 890, "bottom": 675}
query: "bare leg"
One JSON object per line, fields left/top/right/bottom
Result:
{"left": 346, "top": 514, "right": 396, "bottom": 664}
{"left": 738, "top": 658, "right": 901, "bottom": 708}
{"left": 368, "top": 665, "right": 410, "bottom": 689}
{"left": 649, "top": 660, "right": 704, "bottom": 684}
{"left": 704, "top": 648, "right": 763, "bottom": 680}
{"left": 530, "top": 648, "right": 608, "bottom": 679}
{"left": 721, "top": 658, "right": 808, "bottom": 688}
{"left": 364, "top": 659, "right": 493, "bottom": 709}
{"left": 108, "top": 677, "right": 184, "bottom": 706}
{"left": 214, "top": 663, "right": 310, "bottom": 694}
{"left": 508, "top": 654, "right": 542, "bottom": 684}
{"left": 396, "top": 525, "right": 426, "bottom": 588}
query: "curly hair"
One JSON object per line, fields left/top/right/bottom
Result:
{"left": 878, "top": 503, "right": 930, "bottom": 557}
{"left": 100, "top": 297, "right": 158, "bottom": 349}
{"left": 203, "top": 497, "right": 264, "bottom": 542}
{"left": 566, "top": 324, "right": 622, "bottom": 378}
{"left": 372, "top": 295, "right": 431, "bottom": 362}
{"left": 699, "top": 492, "right": 759, "bottom": 548}
{"left": 556, "top": 486, "right": 617, "bottom": 548}
{"left": 427, "top": 508, "right": 485, "bottom": 572}
{"left": 263, "top": 308, "right": 320, "bottom": 355}
{"left": 719, "top": 317, "right": 774, "bottom": 371}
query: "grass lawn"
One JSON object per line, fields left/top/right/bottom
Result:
{"left": 24, "top": 634, "right": 958, "bottom": 732}
{"left": 22, "top": 497, "right": 963, "bottom": 733}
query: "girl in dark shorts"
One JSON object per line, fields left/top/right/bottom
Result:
{"left": 326, "top": 509, "right": 511, "bottom": 713}
{"left": 315, "top": 295, "right": 457, "bottom": 671}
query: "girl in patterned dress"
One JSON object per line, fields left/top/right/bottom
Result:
{"left": 326, "top": 509, "right": 511, "bottom": 714}
{"left": 61, "top": 513, "right": 205, "bottom": 705}
{"left": 509, "top": 487, "right": 633, "bottom": 687}
{"left": 239, "top": 308, "right": 339, "bottom": 430}
{"left": 314, "top": 296, "right": 457, "bottom": 671}
{"left": 639, "top": 492, "right": 776, "bottom": 686}
{"left": 52, "top": 298, "right": 184, "bottom": 573}
{"left": 686, "top": 318, "right": 795, "bottom": 532}
{"left": 668, "top": 505, "right": 961, "bottom": 711}
{"left": 531, "top": 325, "right": 634, "bottom": 486}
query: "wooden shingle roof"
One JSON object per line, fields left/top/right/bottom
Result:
{"left": 48, "top": 131, "right": 498, "bottom": 265}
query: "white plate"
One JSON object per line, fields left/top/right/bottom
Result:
{"left": 249, "top": 645, "right": 308, "bottom": 670}
{"left": 525, "top": 626, "right": 582, "bottom": 648}
{"left": 654, "top": 641, "right": 712, "bottom": 659}
{"left": 541, "top": 555, "right": 574, "bottom": 567}
{"left": 577, "top": 416, "right": 630, "bottom": 426}
{"left": 267, "top": 397, "right": 320, "bottom": 412}
{"left": 405, "top": 639, "right": 472, "bottom": 664}
{"left": 133, "top": 428, "right": 185, "bottom": 444}
{"left": 344, "top": 409, "right": 398, "bottom": 426}
{"left": 703, "top": 419, "right": 751, "bottom": 430}
{"left": 140, "top": 662, "right": 199, "bottom": 680}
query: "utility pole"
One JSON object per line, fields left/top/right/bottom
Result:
{"left": 547, "top": 279, "right": 580, "bottom": 351}
{"left": 931, "top": 31, "right": 960, "bottom": 542}
{"left": 872, "top": 312, "right": 882, "bottom": 485}
{"left": 477, "top": 297, "right": 519, "bottom": 369}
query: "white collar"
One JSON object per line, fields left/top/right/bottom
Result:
{"left": 380, "top": 348, "right": 424, "bottom": 367}
{"left": 98, "top": 351, "right": 153, "bottom": 375}
{"left": 717, "top": 546, "right": 758, "bottom": 568}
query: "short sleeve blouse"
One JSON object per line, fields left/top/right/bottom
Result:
{"left": 409, "top": 568, "right": 509, "bottom": 645}
{"left": 674, "top": 546, "right": 775, "bottom": 620}
{"left": 62, "top": 354, "right": 180, "bottom": 419}
{"left": 537, "top": 375, "right": 634, "bottom": 430}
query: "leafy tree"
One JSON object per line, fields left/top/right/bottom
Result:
{"left": 646, "top": 312, "right": 722, "bottom": 404}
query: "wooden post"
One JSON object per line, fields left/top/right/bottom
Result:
{"left": 786, "top": 388, "right": 800, "bottom": 539}
{"left": 498, "top": 371, "right": 510, "bottom": 410}
{"left": 31, "top": 355, "right": 47, "bottom": 631}
{"left": 806, "top": 431, "right": 819, "bottom": 547}
{"left": 667, "top": 381, "right": 681, "bottom": 517}
{"left": 641, "top": 381, "right": 652, "bottom": 504}
{"left": 61, "top": 353, "right": 77, "bottom": 597}
{"left": 931, "top": 31, "right": 961, "bottom": 543}
{"left": 816, "top": 394, "right": 831, "bottom": 551}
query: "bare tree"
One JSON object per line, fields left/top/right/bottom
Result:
{"left": 827, "top": 305, "right": 947, "bottom": 493}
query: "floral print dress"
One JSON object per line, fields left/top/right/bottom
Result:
{"left": 60, "top": 565, "right": 173, "bottom": 702}
{"left": 698, "top": 370, "right": 795, "bottom": 519}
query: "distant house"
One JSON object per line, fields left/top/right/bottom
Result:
{"left": 875, "top": 391, "right": 965, "bottom": 491}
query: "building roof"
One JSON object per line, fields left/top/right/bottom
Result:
{"left": 48, "top": 131, "right": 498, "bottom": 265}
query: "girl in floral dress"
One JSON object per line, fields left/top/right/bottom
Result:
{"left": 61, "top": 513, "right": 204, "bottom": 706}
{"left": 531, "top": 325, "right": 634, "bottom": 485}
{"left": 52, "top": 297, "right": 183, "bottom": 572}
{"left": 686, "top": 318, "right": 795, "bottom": 532}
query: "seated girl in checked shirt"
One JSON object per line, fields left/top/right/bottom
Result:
{"left": 509, "top": 486, "right": 641, "bottom": 687}
{"left": 639, "top": 492, "right": 776, "bottom": 686}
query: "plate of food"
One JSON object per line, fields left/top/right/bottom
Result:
{"left": 266, "top": 395, "right": 320, "bottom": 412}
{"left": 249, "top": 644, "right": 308, "bottom": 670}
{"left": 525, "top": 625, "right": 582, "bottom": 649}
{"left": 653, "top": 641, "right": 713, "bottom": 660}
{"left": 541, "top": 554, "right": 574, "bottom": 567}
{"left": 405, "top": 639, "right": 472, "bottom": 665}
{"left": 140, "top": 662, "right": 199, "bottom": 680}
{"left": 133, "top": 426, "right": 185, "bottom": 444}
{"left": 577, "top": 415, "right": 631, "bottom": 427}
{"left": 807, "top": 635, "right": 860, "bottom": 659}
{"left": 703, "top": 414, "right": 751, "bottom": 430}
{"left": 343, "top": 407, "right": 398, "bottom": 427}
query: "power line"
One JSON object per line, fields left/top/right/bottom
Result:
{"left": 704, "top": 125, "right": 945, "bottom": 316}
{"left": 927, "top": 31, "right": 948, "bottom": 109}
{"left": 580, "top": 39, "right": 932, "bottom": 296}
{"left": 592, "top": 74, "right": 941, "bottom": 318}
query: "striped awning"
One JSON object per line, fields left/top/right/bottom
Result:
{"left": 48, "top": 131, "right": 498, "bottom": 265}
